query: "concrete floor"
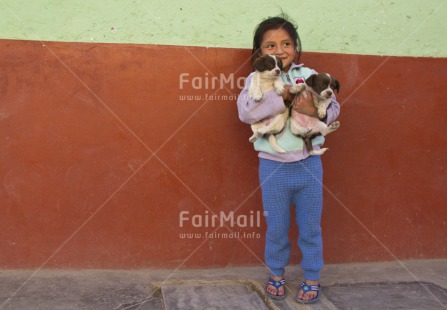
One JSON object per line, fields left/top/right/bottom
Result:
{"left": 1, "top": 259, "right": 446, "bottom": 309}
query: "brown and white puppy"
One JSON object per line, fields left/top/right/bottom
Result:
{"left": 290, "top": 73, "right": 340, "bottom": 119}
{"left": 289, "top": 73, "right": 340, "bottom": 155}
{"left": 249, "top": 55, "right": 288, "bottom": 153}
{"left": 248, "top": 54, "right": 285, "bottom": 101}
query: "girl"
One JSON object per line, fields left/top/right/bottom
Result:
{"left": 237, "top": 15, "right": 340, "bottom": 304}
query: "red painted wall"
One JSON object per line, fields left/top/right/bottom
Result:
{"left": 1, "top": 40, "right": 446, "bottom": 269}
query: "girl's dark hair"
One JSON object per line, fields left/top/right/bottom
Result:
{"left": 251, "top": 14, "right": 302, "bottom": 65}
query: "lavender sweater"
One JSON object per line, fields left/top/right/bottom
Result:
{"left": 237, "top": 63, "right": 340, "bottom": 162}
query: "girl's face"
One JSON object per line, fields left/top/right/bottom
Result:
{"left": 260, "top": 28, "right": 296, "bottom": 72}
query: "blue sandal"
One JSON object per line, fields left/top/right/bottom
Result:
{"left": 295, "top": 281, "right": 321, "bottom": 304}
{"left": 265, "top": 277, "right": 287, "bottom": 300}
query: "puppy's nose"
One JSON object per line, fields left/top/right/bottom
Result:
{"left": 327, "top": 91, "right": 332, "bottom": 96}
{"left": 275, "top": 69, "right": 280, "bottom": 75}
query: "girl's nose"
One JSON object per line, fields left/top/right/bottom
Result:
{"left": 276, "top": 45, "right": 284, "bottom": 54}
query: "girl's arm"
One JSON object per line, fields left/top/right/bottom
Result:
{"left": 237, "top": 74, "right": 287, "bottom": 125}
{"left": 292, "top": 93, "right": 340, "bottom": 124}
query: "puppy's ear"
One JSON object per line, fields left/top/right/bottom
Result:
{"left": 305, "top": 74, "right": 317, "bottom": 87}
{"left": 331, "top": 78, "right": 340, "bottom": 93}
{"left": 253, "top": 55, "right": 266, "bottom": 72}
{"left": 251, "top": 52, "right": 261, "bottom": 68}
{"left": 276, "top": 57, "right": 283, "bottom": 71}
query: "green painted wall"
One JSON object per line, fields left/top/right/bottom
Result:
{"left": 0, "top": 0, "right": 445, "bottom": 57}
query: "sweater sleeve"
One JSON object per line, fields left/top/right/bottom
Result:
{"left": 237, "top": 74, "right": 287, "bottom": 125}
{"left": 325, "top": 97, "right": 341, "bottom": 125}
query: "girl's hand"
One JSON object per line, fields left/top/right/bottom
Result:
{"left": 292, "top": 91, "right": 319, "bottom": 118}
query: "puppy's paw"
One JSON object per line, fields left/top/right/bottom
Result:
{"left": 289, "top": 83, "right": 305, "bottom": 94}
{"left": 310, "top": 148, "right": 328, "bottom": 155}
{"left": 249, "top": 135, "right": 258, "bottom": 143}
{"left": 252, "top": 91, "right": 263, "bottom": 102}
{"left": 329, "top": 121, "right": 340, "bottom": 130}
{"left": 275, "top": 85, "right": 285, "bottom": 96}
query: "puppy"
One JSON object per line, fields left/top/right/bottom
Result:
{"left": 248, "top": 54, "right": 285, "bottom": 101}
{"left": 289, "top": 73, "right": 340, "bottom": 155}
{"left": 248, "top": 55, "right": 288, "bottom": 153}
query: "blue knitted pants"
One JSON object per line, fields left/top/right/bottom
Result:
{"left": 259, "top": 156, "right": 323, "bottom": 281}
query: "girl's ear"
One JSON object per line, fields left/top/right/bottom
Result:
{"left": 276, "top": 57, "right": 283, "bottom": 70}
